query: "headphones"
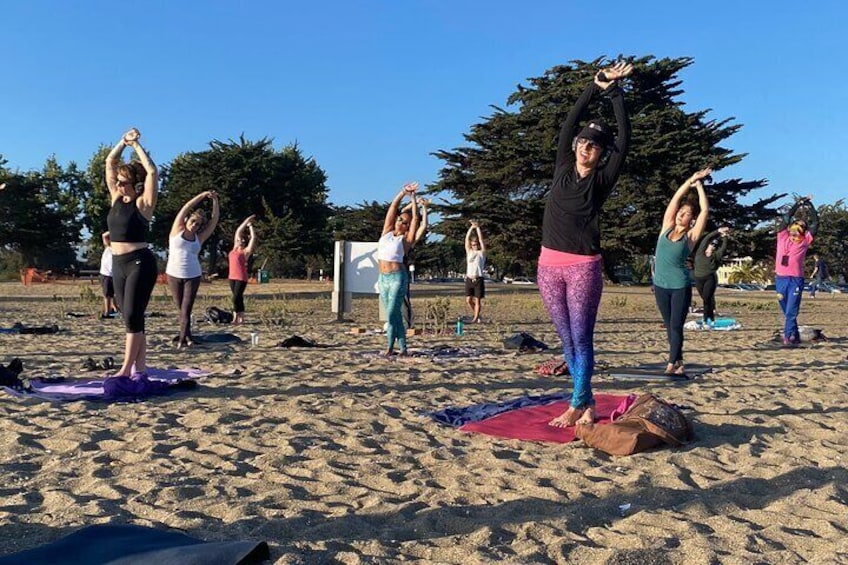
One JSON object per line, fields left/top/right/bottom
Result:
{"left": 572, "top": 137, "right": 611, "bottom": 166}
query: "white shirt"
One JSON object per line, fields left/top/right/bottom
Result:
{"left": 377, "top": 232, "right": 405, "bottom": 263}
{"left": 99, "top": 247, "right": 113, "bottom": 277}
{"left": 466, "top": 250, "right": 486, "bottom": 278}
{"left": 165, "top": 232, "right": 203, "bottom": 279}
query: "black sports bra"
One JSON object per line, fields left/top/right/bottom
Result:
{"left": 107, "top": 198, "right": 149, "bottom": 243}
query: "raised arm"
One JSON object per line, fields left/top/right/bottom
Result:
{"left": 233, "top": 214, "right": 256, "bottom": 250}
{"left": 555, "top": 82, "right": 598, "bottom": 172}
{"left": 171, "top": 191, "right": 211, "bottom": 238}
{"left": 688, "top": 180, "right": 710, "bottom": 246}
{"left": 198, "top": 192, "right": 220, "bottom": 243}
{"left": 662, "top": 168, "right": 712, "bottom": 233}
{"left": 806, "top": 199, "right": 819, "bottom": 236}
{"left": 405, "top": 192, "right": 420, "bottom": 245}
{"left": 243, "top": 224, "right": 257, "bottom": 256}
{"left": 124, "top": 129, "right": 158, "bottom": 218}
{"left": 413, "top": 199, "right": 429, "bottom": 244}
{"left": 714, "top": 227, "right": 730, "bottom": 259}
{"left": 595, "top": 62, "right": 634, "bottom": 186}
{"left": 382, "top": 182, "right": 416, "bottom": 236}
{"left": 475, "top": 224, "right": 485, "bottom": 253}
{"left": 779, "top": 195, "right": 811, "bottom": 231}
{"left": 105, "top": 137, "right": 128, "bottom": 199}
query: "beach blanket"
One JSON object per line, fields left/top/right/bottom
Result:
{"left": 1, "top": 367, "right": 207, "bottom": 403}
{"left": 0, "top": 323, "right": 61, "bottom": 335}
{"left": 458, "top": 394, "right": 631, "bottom": 444}
{"left": 428, "top": 392, "right": 572, "bottom": 427}
{"left": 608, "top": 363, "right": 711, "bottom": 381}
{"left": 0, "top": 523, "right": 270, "bottom": 565}
{"left": 684, "top": 317, "right": 742, "bottom": 331}
{"left": 409, "top": 345, "right": 499, "bottom": 359}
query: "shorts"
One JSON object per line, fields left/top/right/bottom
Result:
{"left": 465, "top": 277, "right": 485, "bottom": 299}
{"left": 100, "top": 275, "right": 114, "bottom": 298}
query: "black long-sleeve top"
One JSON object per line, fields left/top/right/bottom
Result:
{"left": 541, "top": 82, "right": 631, "bottom": 255}
{"left": 692, "top": 231, "right": 728, "bottom": 278}
{"left": 779, "top": 199, "right": 819, "bottom": 236}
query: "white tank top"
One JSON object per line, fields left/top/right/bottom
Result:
{"left": 166, "top": 232, "right": 203, "bottom": 279}
{"left": 466, "top": 250, "right": 486, "bottom": 278}
{"left": 99, "top": 248, "right": 113, "bottom": 276}
{"left": 377, "top": 232, "right": 405, "bottom": 263}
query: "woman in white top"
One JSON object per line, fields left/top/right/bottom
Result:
{"left": 378, "top": 182, "right": 420, "bottom": 356}
{"left": 165, "top": 190, "right": 220, "bottom": 348}
{"left": 464, "top": 221, "right": 486, "bottom": 323}
{"left": 99, "top": 232, "right": 117, "bottom": 317}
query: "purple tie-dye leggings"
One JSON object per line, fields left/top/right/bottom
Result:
{"left": 537, "top": 261, "right": 604, "bottom": 408}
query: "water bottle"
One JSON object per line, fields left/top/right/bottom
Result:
{"left": 455, "top": 317, "right": 464, "bottom": 336}
{"left": 250, "top": 331, "right": 259, "bottom": 346}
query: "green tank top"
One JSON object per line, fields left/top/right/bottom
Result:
{"left": 653, "top": 228, "right": 691, "bottom": 289}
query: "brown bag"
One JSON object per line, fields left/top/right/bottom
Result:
{"left": 575, "top": 394, "right": 692, "bottom": 456}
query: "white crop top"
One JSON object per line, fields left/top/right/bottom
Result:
{"left": 377, "top": 232, "right": 405, "bottom": 263}
{"left": 165, "top": 232, "right": 203, "bottom": 279}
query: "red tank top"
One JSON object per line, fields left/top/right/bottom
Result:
{"left": 228, "top": 250, "right": 248, "bottom": 281}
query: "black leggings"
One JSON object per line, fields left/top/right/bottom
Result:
{"left": 113, "top": 248, "right": 158, "bottom": 333}
{"left": 167, "top": 275, "right": 201, "bottom": 343}
{"left": 230, "top": 279, "right": 248, "bottom": 313}
{"left": 694, "top": 274, "right": 718, "bottom": 322}
{"left": 654, "top": 285, "right": 692, "bottom": 365}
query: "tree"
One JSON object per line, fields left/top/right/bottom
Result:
{"left": 810, "top": 199, "right": 848, "bottom": 280}
{"left": 430, "top": 56, "right": 783, "bottom": 279}
{"left": 0, "top": 157, "right": 83, "bottom": 269}
{"left": 154, "top": 136, "right": 331, "bottom": 277}
{"left": 329, "top": 201, "right": 388, "bottom": 243}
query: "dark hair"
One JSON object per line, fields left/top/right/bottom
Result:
{"left": 117, "top": 162, "right": 147, "bottom": 193}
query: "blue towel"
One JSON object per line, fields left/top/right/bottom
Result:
{"left": 427, "top": 391, "right": 571, "bottom": 427}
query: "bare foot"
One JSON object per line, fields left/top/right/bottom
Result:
{"left": 576, "top": 405, "right": 596, "bottom": 425}
{"left": 673, "top": 361, "right": 685, "bottom": 375}
{"left": 664, "top": 363, "right": 675, "bottom": 375}
{"left": 549, "top": 406, "right": 584, "bottom": 428}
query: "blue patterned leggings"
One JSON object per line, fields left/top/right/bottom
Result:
{"left": 537, "top": 261, "right": 604, "bottom": 408}
{"left": 379, "top": 270, "right": 408, "bottom": 353}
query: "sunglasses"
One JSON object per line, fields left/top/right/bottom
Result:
{"left": 576, "top": 138, "right": 602, "bottom": 151}
{"left": 396, "top": 218, "right": 410, "bottom": 226}
{"left": 116, "top": 179, "right": 132, "bottom": 187}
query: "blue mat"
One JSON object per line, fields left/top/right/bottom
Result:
{"left": 0, "top": 523, "right": 269, "bottom": 564}
{"left": 427, "top": 391, "right": 571, "bottom": 427}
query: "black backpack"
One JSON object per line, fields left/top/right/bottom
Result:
{"left": 205, "top": 306, "right": 234, "bottom": 325}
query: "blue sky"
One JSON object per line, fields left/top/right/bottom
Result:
{"left": 1, "top": 1, "right": 845, "bottom": 207}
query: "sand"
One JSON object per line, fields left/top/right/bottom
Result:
{"left": 0, "top": 279, "right": 846, "bottom": 564}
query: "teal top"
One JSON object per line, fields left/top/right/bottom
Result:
{"left": 653, "top": 228, "right": 691, "bottom": 289}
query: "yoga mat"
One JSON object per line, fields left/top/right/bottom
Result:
{"left": 608, "top": 363, "right": 711, "bottom": 381}
{"left": 1, "top": 367, "right": 207, "bottom": 403}
{"left": 459, "top": 393, "right": 629, "bottom": 443}
{"left": 0, "top": 523, "right": 270, "bottom": 565}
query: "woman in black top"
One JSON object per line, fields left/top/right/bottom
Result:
{"left": 539, "top": 61, "right": 633, "bottom": 428}
{"left": 692, "top": 227, "right": 730, "bottom": 324}
{"left": 105, "top": 128, "right": 159, "bottom": 378}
